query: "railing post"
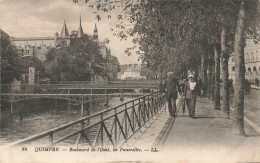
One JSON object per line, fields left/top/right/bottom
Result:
{"left": 150, "top": 96, "right": 154, "bottom": 117}
{"left": 138, "top": 98, "right": 141, "bottom": 124}
{"left": 132, "top": 101, "right": 135, "bottom": 132}
{"left": 114, "top": 108, "right": 117, "bottom": 148}
{"left": 86, "top": 101, "right": 90, "bottom": 124}
{"left": 153, "top": 95, "right": 156, "bottom": 114}
{"left": 143, "top": 97, "right": 146, "bottom": 122}
{"left": 100, "top": 114, "right": 104, "bottom": 147}
{"left": 147, "top": 95, "right": 150, "bottom": 119}
{"left": 156, "top": 92, "right": 159, "bottom": 111}
{"left": 49, "top": 133, "right": 53, "bottom": 145}
{"left": 154, "top": 94, "right": 157, "bottom": 112}
{"left": 124, "top": 104, "right": 128, "bottom": 141}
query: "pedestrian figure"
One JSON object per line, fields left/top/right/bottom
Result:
{"left": 163, "top": 72, "right": 182, "bottom": 117}
{"left": 179, "top": 77, "right": 187, "bottom": 114}
{"left": 255, "top": 78, "right": 259, "bottom": 87}
{"left": 184, "top": 74, "right": 199, "bottom": 118}
{"left": 244, "top": 79, "right": 251, "bottom": 95}
{"left": 179, "top": 77, "right": 187, "bottom": 93}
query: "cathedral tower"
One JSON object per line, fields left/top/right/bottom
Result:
{"left": 78, "top": 14, "right": 84, "bottom": 38}
{"left": 60, "top": 20, "right": 69, "bottom": 38}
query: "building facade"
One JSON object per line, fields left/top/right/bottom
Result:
{"left": 228, "top": 38, "right": 260, "bottom": 83}
{"left": 118, "top": 64, "right": 146, "bottom": 80}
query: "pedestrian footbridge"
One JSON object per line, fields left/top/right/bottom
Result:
{"left": 1, "top": 80, "right": 161, "bottom": 103}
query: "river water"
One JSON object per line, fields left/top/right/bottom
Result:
{"left": 0, "top": 97, "right": 133, "bottom": 145}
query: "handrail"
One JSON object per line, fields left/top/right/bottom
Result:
{"left": 1, "top": 83, "right": 159, "bottom": 91}
{"left": 6, "top": 91, "right": 166, "bottom": 148}
{"left": 0, "top": 83, "right": 160, "bottom": 87}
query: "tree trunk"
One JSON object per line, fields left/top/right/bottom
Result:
{"left": 207, "top": 58, "right": 213, "bottom": 99}
{"left": 221, "top": 26, "right": 230, "bottom": 118}
{"left": 214, "top": 44, "right": 220, "bottom": 110}
{"left": 0, "top": 39, "right": 1, "bottom": 128}
{"left": 201, "top": 52, "right": 208, "bottom": 97}
{"left": 233, "top": 0, "right": 246, "bottom": 136}
{"left": 210, "top": 58, "right": 215, "bottom": 101}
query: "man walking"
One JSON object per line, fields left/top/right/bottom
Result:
{"left": 163, "top": 72, "right": 182, "bottom": 117}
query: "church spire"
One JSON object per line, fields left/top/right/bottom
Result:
{"left": 94, "top": 23, "right": 97, "bottom": 31}
{"left": 78, "top": 13, "right": 84, "bottom": 38}
{"left": 60, "top": 20, "right": 69, "bottom": 38}
{"left": 93, "top": 23, "right": 98, "bottom": 41}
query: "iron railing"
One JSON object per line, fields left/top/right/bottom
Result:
{"left": 6, "top": 91, "right": 166, "bottom": 148}
{"left": 1, "top": 83, "right": 160, "bottom": 94}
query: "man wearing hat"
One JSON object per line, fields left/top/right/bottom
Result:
{"left": 184, "top": 74, "right": 199, "bottom": 118}
{"left": 163, "top": 71, "right": 182, "bottom": 117}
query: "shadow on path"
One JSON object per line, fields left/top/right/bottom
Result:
{"left": 152, "top": 97, "right": 185, "bottom": 147}
{"left": 245, "top": 133, "right": 260, "bottom": 137}
{"left": 194, "top": 116, "right": 217, "bottom": 119}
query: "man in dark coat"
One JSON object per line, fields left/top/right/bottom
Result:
{"left": 163, "top": 72, "right": 182, "bottom": 117}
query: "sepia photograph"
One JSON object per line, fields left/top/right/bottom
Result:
{"left": 0, "top": 0, "right": 260, "bottom": 162}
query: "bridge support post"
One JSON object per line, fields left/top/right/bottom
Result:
{"left": 67, "top": 100, "right": 71, "bottom": 113}
{"left": 55, "top": 98, "right": 58, "bottom": 110}
{"left": 80, "top": 102, "right": 84, "bottom": 117}
{"left": 10, "top": 102, "right": 13, "bottom": 114}
{"left": 19, "top": 105, "right": 23, "bottom": 123}
{"left": 105, "top": 98, "right": 109, "bottom": 107}
{"left": 91, "top": 97, "right": 95, "bottom": 107}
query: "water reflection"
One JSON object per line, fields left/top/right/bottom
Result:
{"left": 0, "top": 97, "right": 132, "bottom": 144}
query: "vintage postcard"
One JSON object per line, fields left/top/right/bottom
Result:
{"left": 0, "top": 0, "right": 260, "bottom": 162}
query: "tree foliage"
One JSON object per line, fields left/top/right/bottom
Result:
{"left": 45, "top": 35, "right": 106, "bottom": 81}
{"left": 1, "top": 35, "right": 23, "bottom": 84}
{"left": 75, "top": 0, "right": 259, "bottom": 135}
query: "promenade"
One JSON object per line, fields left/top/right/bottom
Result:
{"left": 127, "top": 97, "right": 260, "bottom": 162}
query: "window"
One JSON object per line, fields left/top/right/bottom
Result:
{"left": 256, "top": 51, "right": 259, "bottom": 61}
{"left": 251, "top": 52, "right": 255, "bottom": 62}
{"left": 248, "top": 67, "right": 251, "bottom": 72}
{"left": 246, "top": 55, "right": 250, "bottom": 63}
{"left": 253, "top": 66, "right": 257, "bottom": 72}
{"left": 232, "top": 66, "right": 235, "bottom": 71}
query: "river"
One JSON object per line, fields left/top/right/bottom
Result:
{"left": 0, "top": 97, "right": 133, "bottom": 145}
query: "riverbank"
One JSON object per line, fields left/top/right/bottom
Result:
{"left": 0, "top": 97, "right": 131, "bottom": 145}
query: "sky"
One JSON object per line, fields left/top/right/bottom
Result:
{"left": 0, "top": 0, "right": 141, "bottom": 65}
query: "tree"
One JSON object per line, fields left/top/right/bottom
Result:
{"left": 233, "top": 0, "right": 247, "bottom": 136}
{"left": 75, "top": 0, "right": 259, "bottom": 135}
{"left": 214, "top": 43, "right": 221, "bottom": 110}
{"left": 46, "top": 35, "right": 106, "bottom": 81}
{"left": 1, "top": 31, "right": 23, "bottom": 84}
{"left": 111, "top": 56, "right": 121, "bottom": 72}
